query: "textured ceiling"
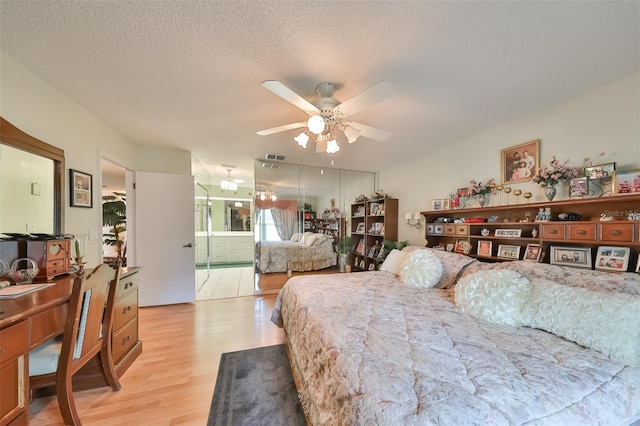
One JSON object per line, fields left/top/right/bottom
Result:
{"left": 1, "top": 1, "right": 638, "bottom": 187}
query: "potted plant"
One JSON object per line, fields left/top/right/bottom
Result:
{"left": 102, "top": 192, "right": 127, "bottom": 263}
{"left": 336, "top": 236, "right": 352, "bottom": 273}
{"left": 380, "top": 239, "right": 409, "bottom": 260}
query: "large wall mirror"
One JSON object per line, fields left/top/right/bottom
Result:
{"left": 254, "top": 159, "right": 375, "bottom": 292}
{"left": 0, "top": 117, "right": 64, "bottom": 235}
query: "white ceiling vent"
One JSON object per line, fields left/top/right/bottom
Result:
{"left": 264, "top": 154, "right": 285, "bottom": 161}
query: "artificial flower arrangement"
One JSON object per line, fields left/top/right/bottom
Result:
{"left": 468, "top": 178, "right": 496, "bottom": 196}
{"left": 370, "top": 190, "right": 390, "bottom": 199}
{"left": 532, "top": 156, "right": 580, "bottom": 187}
{"left": 355, "top": 194, "right": 368, "bottom": 203}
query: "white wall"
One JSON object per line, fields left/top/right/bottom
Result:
{"left": 380, "top": 72, "right": 640, "bottom": 246}
{"left": 0, "top": 51, "right": 191, "bottom": 265}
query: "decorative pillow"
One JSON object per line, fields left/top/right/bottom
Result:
{"left": 455, "top": 270, "right": 532, "bottom": 327}
{"left": 290, "top": 233, "right": 302, "bottom": 242}
{"left": 524, "top": 278, "right": 640, "bottom": 367}
{"left": 399, "top": 250, "right": 443, "bottom": 289}
{"left": 300, "top": 232, "right": 316, "bottom": 245}
{"left": 379, "top": 249, "right": 409, "bottom": 276}
{"left": 302, "top": 233, "right": 318, "bottom": 246}
{"left": 402, "top": 246, "right": 477, "bottom": 289}
{"left": 311, "top": 234, "right": 327, "bottom": 246}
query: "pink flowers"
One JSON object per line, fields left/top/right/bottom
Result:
{"left": 533, "top": 156, "right": 580, "bottom": 187}
{"left": 468, "top": 178, "right": 496, "bottom": 196}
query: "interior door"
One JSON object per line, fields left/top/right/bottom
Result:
{"left": 134, "top": 171, "right": 195, "bottom": 306}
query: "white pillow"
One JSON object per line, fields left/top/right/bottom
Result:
{"left": 302, "top": 233, "right": 318, "bottom": 246}
{"left": 399, "top": 250, "right": 443, "bottom": 288}
{"left": 455, "top": 270, "right": 532, "bottom": 327}
{"left": 290, "top": 233, "right": 302, "bottom": 242}
{"left": 311, "top": 233, "right": 327, "bottom": 246}
{"left": 379, "top": 249, "right": 409, "bottom": 276}
{"left": 524, "top": 278, "right": 640, "bottom": 367}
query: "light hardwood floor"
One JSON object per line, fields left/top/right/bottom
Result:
{"left": 29, "top": 294, "right": 284, "bottom": 425}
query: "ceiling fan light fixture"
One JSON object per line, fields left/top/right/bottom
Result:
{"left": 326, "top": 139, "right": 340, "bottom": 154}
{"left": 307, "top": 115, "right": 325, "bottom": 134}
{"left": 294, "top": 131, "right": 309, "bottom": 148}
{"left": 343, "top": 125, "right": 360, "bottom": 143}
{"left": 220, "top": 168, "right": 238, "bottom": 191}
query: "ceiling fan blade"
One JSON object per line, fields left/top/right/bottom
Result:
{"left": 348, "top": 122, "right": 391, "bottom": 142}
{"left": 256, "top": 122, "right": 306, "bottom": 136}
{"left": 334, "top": 81, "right": 396, "bottom": 117}
{"left": 262, "top": 81, "right": 320, "bottom": 114}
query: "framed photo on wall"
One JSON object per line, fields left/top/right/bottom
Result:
{"left": 614, "top": 169, "right": 640, "bottom": 195}
{"left": 550, "top": 246, "right": 591, "bottom": 269}
{"left": 501, "top": 139, "right": 539, "bottom": 184}
{"left": 69, "top": 169, "right": 93, "bottom": 208}
{"left": 595, "top": 246, "right": 630, "bottom": 272}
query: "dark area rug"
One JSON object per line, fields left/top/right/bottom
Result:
{"left": 208, "top": 344, "right": 306, "bottom": 426}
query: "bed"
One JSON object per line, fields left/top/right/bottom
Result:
{"left": 272, "top": 248, "right": 640, "bottom": 425}
{"left": 256, "top": 232, "right": 336, "bottom": 274}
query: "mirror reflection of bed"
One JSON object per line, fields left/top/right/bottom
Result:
{"left": 253, "top": 160, "right": 376, "bottom": 294}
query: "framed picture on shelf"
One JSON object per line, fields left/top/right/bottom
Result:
{"left": 614, "top": 169, "right": 640, "bottom": 195}
{"left": 368, "top": 246, "right": 378, "bottom": 257}
{"left": 497, "top": 244, "right": 520, "bottom": 259}
{"left": 595, "top": 246, "right": 630, "bottom": 272}
{"left": 356, "top": 240, "right": 365, "bottom": 255}
{"left": 477, "top": 240, "right": 492, "bottom": 257}
{"left": 550, "top": 246, "right": 592, "bottom": 269}
{"left": 432, "top": 199, "right": 443, "bottom": 211}
{"left": 585, "top": 162, "right": 616, "bottom": 179}
{"left": 355, "top": 223, "right": 365, "bottom": 233}
{"left": 450, "top": 193, "right": 459, "bottom": 208}
{"left": 442, "top": 198, "right": 451, "bottom": 210}
{"left": 523, "top": 244, "right": 542, "bottom": 262}
{"left": 569, "top": 177, "right": 589, "bottom": 198}
{"left": 69, "top": 169, "right": 93, "bottom": 208}
{"left": 501, "top": 139, "right": 539, "bottom": 184}
{"left": 457, "top": 187, "right": 471, "bottom": 198}
{"left": 454, "top": 239, "right": 472, "bottom": 255}
{"left": 494, "top": 229, "right": 522, "bottom": 238}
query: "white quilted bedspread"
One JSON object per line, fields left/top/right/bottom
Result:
{"left": 272, "top": 271, "right": 640, "bottom": 426}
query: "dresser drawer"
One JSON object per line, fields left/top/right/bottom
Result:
{"left": 444, "top": 225, "right": 456, "bottom": 236}
{"left": 113, "top": 317, "right": 138, "bottom": 363}
{"left": 567, "top": 224, "right": 596, "bottom": 240}
{"left": 455, "top": 225, "right": 469, "bottom": 236}
{"left": 0, "top": 321, "right": 29, "bottom": 364}
{"left": 30, "top": 303, "right": 67, "bottom": 348}
{"left": 541, "top": 224, "right": 565, "bottom": 239}
{"left": 117, "top": 272, "right": 139, "bottom": 297}
{"left": 114, "top": 290, "right": 139, "bottom": 331}
{"left": 599, "top": 223, "right": 634, "bottom": 242}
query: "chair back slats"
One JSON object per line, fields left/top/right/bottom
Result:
{"left": 57, "top": 264, "right": 120, "bottom": 376}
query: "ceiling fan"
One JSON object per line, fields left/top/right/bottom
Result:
{"left": 256, "top": 80, "right": 396, "bottom": 153}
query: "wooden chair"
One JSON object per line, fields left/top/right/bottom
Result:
{"left": 29, "top": 263, "right": 122, "bottom": 425}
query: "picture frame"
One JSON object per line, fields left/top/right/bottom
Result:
{"left": 501, "top": 139, "right": 540, "bottom": 184}
{"left": 367, "top": 246, "right": 377, "bottom": 257}
{"left": 523, "top": 243, "right": 542, "bottom": 262}
{"left": 585, "top": 162, "right": 616, "bottom": 179}
{"left": 569, "top": 177, "right": 589, "bottom": 198}
{"left": 454, "top": 238, "right": 472, "bottom": 255}
{"left": 595, "top": 246, "right": 630, "bottom": 272}
{"left": 442, "top": 198, "right": 451, "bottom": 210}
{"left": 614, "top": 169, "right": 640, "bottom": 195}
{"left": 497, "top": 244, "right": 521, "bottom": 259}
{"left": 450, "top": 193, "right": 459, "bottom": 209}
{"left": 69, "top": 169, "right": 93, "bottom": 208}
{"left": 550, "top": 246, "right": 592, "bottom": 269}
{"left": 494, "top": 229, "right": 522, "bottom": 238}
{"left": 355, "top": 223, "right": 365, "bottom": 233}
{"left": 476, "top": 240, "right": 492, "bottom": 257}
{"left": 432, "top": 199, "right": 443, "bottom": 211}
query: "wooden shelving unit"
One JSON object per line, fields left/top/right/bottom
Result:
{"left": 421, "top": 194, "right": 640, "bottom": 270}
{"left": 351, "top": 198, "right": 398, "bottom": 271}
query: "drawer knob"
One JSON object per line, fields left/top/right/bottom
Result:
{"left": 124, "top": 282, "right": 132, "bottom": 289}
{"left": 610, "top": 229, "right": 622, "bottom": 236}
{"left": 577, "top": 230, "right": 587, "bottom": 235}
{"left": 549, "top": 229, "right": 558, "bottom": 235}
{"left": 122, "top": 336, "right": 131, "bottom": 346}
{"left": 122, "top": 306, "right": 132, "bottom": 314}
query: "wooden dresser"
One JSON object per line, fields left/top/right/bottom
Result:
{"left": 0, "top": 267, "right": 142, "bottom": 424}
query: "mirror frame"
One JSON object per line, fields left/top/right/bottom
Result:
{"left": 0, "top": 117, "right": 65, "bottom": 234}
